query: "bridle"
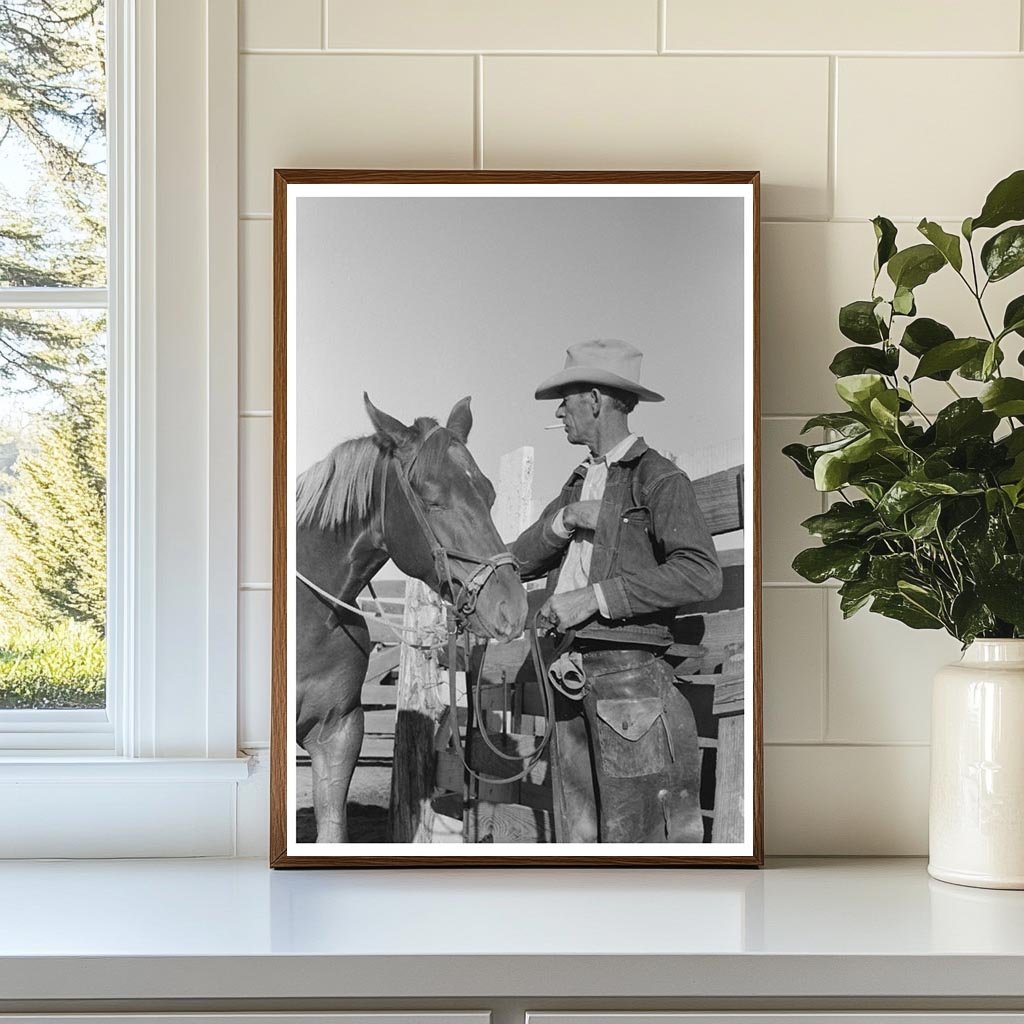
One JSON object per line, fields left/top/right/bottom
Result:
{"left": 382, "top": 424, "right": 519, "bottom": 624}
{"left": 298, "top": 425, "right": 559, "bottom": 785}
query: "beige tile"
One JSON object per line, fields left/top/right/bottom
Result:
{"left": 483, "top": 56, "right": 830, "bottom": 219}
{"left": 239, "top": 590, "right": 272, "bottom": 746}
{"left": 240, "top": 220, "right": 272, "bottom": 411}
{"left": 328, "top": 0, "right": 656, "bottom": 51}
{"left": 763, "top": 588, "right": 824, "bottom": 743}
{"left": 836, "top": 59, "right": 1024, "bottom": 221}
{"left": 240, "top": 417, "right": 273, "bottom": 585}
{"left": 761, "top": 221, "right": 1017, "bottom": 416}
{"left": 666, "top": 0, "right": 1020, "bottom": 53}
{"left": 761, "top": 418, "right": 824, "bottom": 584}
{"left": 241, "top": 0, "right": 321, "bottom": 50}
{"left": 766, "top": 744, "right": 929, "bottom": 854}
{"left": 241, "top": 55, "right": 474, "bottom": 213}
{"left": 827, "top": 594, "right": 961, "bottom": 744}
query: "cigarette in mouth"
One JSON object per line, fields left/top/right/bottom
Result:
{"left": 544, "top": 424, "right": 563, "bottom": 430}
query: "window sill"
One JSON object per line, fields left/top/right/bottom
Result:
{"left": 0, "top": 754, "right": 252, "bottom": 782}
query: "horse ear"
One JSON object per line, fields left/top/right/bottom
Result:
{"left": 446, "top": 395, "right": 473, "bottom": 443}
{"left": 364, "top": 393, "right": 414, "bottom": 452}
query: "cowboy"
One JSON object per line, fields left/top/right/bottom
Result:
{"left": 510, "top": 339, "right": 723, "bottom": 843}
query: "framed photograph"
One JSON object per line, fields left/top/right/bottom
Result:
{"left": 270, "top": 170, "right": 762, "bottom": 867}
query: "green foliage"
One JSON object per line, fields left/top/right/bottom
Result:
{"left": 0, "top": 3, "right": 107, "bottom": 704}
{"left": 0, "top": 372, "right": 106, "bottom": 632}
{"left": 788, "top": 169, "right": 1024, "bottom": 644}
{"left": 0, "top": 620, "right": 104, "bottom": 709}
{"left": 0, "top": 0, "right": 106, "bottom": 395}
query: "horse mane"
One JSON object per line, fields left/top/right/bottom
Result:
{"left": 296, "top": 417, "right": 444, "bottom": 532}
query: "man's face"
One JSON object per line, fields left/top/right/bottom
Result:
{"left": 555, "top": 387, "right": 599, "bottom": 447}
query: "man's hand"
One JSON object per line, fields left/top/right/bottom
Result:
{"left": 561, "top": 499, "right": 602, "bottom": 532}
{"left": 538, "top": 587, "right": 600, "bottom": 633}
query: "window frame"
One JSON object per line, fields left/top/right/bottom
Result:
{"left": 0, "top": 0, "right": 247, "bottom": 860}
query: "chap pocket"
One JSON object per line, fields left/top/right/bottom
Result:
{"left": 593, "top": 696, "right": 672, "bottom": 778}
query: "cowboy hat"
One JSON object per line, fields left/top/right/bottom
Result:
{"left": 534, "top": 339, "right": 664, "bottom": 403}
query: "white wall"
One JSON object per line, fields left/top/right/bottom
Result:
{"left": 234, "top": 0, "right": 1024, "bottom": 855}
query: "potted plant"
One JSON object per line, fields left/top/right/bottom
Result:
{"left": 785, "top": 169, "right": 1024, "bottom": 889}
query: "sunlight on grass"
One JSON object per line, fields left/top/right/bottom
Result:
{"left": 0, "top": 621, "right": 105, "bottom": 709}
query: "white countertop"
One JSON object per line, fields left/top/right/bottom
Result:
{"left": 1, "top": 857, "right": 1023, "bottom": 1002}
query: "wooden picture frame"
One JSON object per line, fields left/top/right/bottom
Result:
{"left": 271, "top": 170, "right": 762, "bottom": 867}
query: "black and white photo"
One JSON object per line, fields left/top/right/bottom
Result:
{"left": 271, "top": 171, "right": 762, "bottom": 867}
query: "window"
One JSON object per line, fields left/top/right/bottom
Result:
{"left": 0, "top": 1, "right": 109, "bottom": 741}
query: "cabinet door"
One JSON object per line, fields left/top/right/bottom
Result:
{"left": 528, "top": 1016, "right": 1024, "bottom": 1024}
{"left": 0, "top": 1015, "right": 490, "bottom": 1024}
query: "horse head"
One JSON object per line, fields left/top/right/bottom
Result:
{"left": 364, "top": 394, "right": 528, "bottom": 642}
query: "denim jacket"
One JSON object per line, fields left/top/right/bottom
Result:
{"left": 510, "top": 438, "right": 723, "bottom": 646}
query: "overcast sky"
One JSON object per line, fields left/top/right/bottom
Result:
{"left": 296, "top": 195, "right": 745, "bottom": 557}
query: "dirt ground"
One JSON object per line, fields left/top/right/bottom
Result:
{"left": 295, "top": 763, "right": 392, "bottom": 843}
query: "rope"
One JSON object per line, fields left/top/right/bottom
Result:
{"left": 296, "top": 572, "right": 446, "bottom": 649}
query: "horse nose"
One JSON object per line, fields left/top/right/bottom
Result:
{"left": 495, "top": 598, "right": 524, "bottom": 638}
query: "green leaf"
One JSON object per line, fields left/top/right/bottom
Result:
{"left": 800, "top": 501, "right": 879, "bottom": 543}
{"left": 792, "top": 543, "right": 866, "bottom": 584}
{"left": 900, "top": 317, "right": 955, "bottom": 360}
{"left": 971, "top": 169, "right": 1024, "bottom": 232}
{"left": 981, "top": 225, "right": 1024, "bottom": 282}
{"left": 1003, "top": 295, "right": 1024, "bottom": 339}
{"left": 800, "top": 413, "right": 866, "bottom": 435}
{"left": 917, "top": 219, "right": 963, "bottom": 272}
{"left": 980, "top": 378, "right": 1024, "bottom": 418}
{"left": 868, "top": 389, "right": 902, "bottom": 430}
{"left": 933, "top": 399, "right": 999, "bottom": 445}
{"left": 877, "top": 479, "right": 958, "bottom": 524}
{"left": 829, "top": 345, "right": 899, "bottom": 378}
{"left": 892, "top": 286, "right": 916, "bottom": 316}
{"left": 976, "top": 576, "right": 1024, "bottom": 629}
{"left": 839, "top": 300, "right": 886, "bottom": 345}
{"left": 814, "top": 450, "right": 851, "bottom": 491}
{"left": 887, "top": 244, "right": 946, "bottom": 291}
{"left": 835, "top": 373, "right": 886, "bottom": 413}
{"left": 959, "top": 344, "right": 1004, "bottom": 381}
{"left": 950, "top": 593, "right": 996, "bottom": 644}
{"left": 838, "top": 578, "right": 877, "bottom": 618}
{"left": 868, "top": 552, "right": 915, "bottom": 587}
{"left": 982, "top": 341, "right": 1000, "bottom": 381}
{"left": 962, "top": 216, "right": 974, "bottom": 241}
{"left": 871, "top": 594, "right": 943, "bottom": 630}
{"left": 908, "top": 500, "right": 942, "bottom": 539}
{"left": 782, "top": 442, "right": 815, "bottom": 479}
{"left": 872, "top": 216, "right": 898, "bottom": 277}
{"left": 911, "top": 337, "right": 988, "bottom": 380}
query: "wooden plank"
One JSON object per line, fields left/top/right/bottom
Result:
{"left": 359, "top": 579, "right": 407, "bottom": 599}
{"left": 470, "top": 801, "right": 553, "bottom": 844}
{"left": 692, "top": 464, "right": 743, "bottom": 536}
{"left": 678, "top": 561, "right": 744, "bottom": 616}
{"left": 713, "top": 676, "right": 745, "bottom": 717}
{"left": 712, "top": 713, "right": 744, "bottom": 843}
{"left": 389, "top": 580, "right": 453, "bottom": 842}
{"left": 361, "top": 681, "right": 398, "bottom": 706}
{"left": 493, "top": 446, "right": 535, "bottom": 542}
{"left": 363, "top": 645, "right": 401, "bottom": 688}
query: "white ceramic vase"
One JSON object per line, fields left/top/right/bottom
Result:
{"left": 929, "top": 639, "right": 1024, "bottom": 889}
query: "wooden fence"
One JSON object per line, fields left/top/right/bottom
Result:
{"left": 355, "top": 444, "right": 746, "bottom": 844}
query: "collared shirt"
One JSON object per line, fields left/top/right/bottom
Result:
{"left": 550, "top": 433, "right": 639, "bottom": 617}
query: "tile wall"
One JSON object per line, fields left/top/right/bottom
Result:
{"left": 236, "top": 0, "right": 1024, "bottom": 853}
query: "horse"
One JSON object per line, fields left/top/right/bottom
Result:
{"left": 294, "top": 394, "right": 528, "bottom": 843}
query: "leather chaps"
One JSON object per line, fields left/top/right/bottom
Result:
{"left": 549, "top": 646, "right": 703, "bottom": 843}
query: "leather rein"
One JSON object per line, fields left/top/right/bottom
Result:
{"left": 298, "top": 425, "right": 554, "bottom": 785}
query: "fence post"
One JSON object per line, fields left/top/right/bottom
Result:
{"left": 388, "top": 581, "right": 461, "bottom": 843}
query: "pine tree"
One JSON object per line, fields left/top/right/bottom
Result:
{"left": 0, "top": 369, "right": 105, "bottom": 632}
{"left": 0, "top": 0, "right": 106, "bottom": 396}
